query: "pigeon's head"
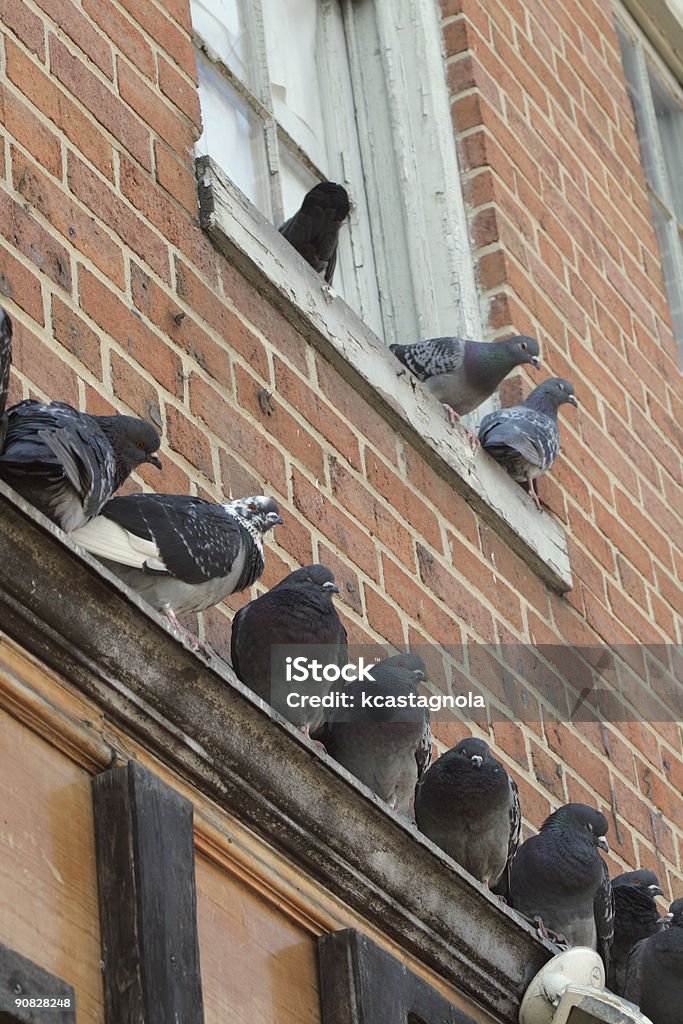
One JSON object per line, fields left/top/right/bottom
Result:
{"left": 526, "top": 377, "right": 578, "bottom": 414}
{"left": 453, "top": 736, "right": 490, "bottom": 769}
{"left": 279, "top": 564, "right": 339, "bottom": 597}
{"left": 104, "top": 416, "right": 163, "bottom": 473}
{"left": 669, "top": 898, "right": 683, "bottom": 926}
{"left": 503, "top": 335, "right": 541, "bottom": 369}
{"left": 544, "top": 802, "right": 609, "bottom": 851}
{"left": 613, "top": 869, "right": 664, "bottom": 897}
{"left": 373, "top": 652, "right": 426, "bottom": 681}
{"left": 231, "top": 496, "right": 283, "bottom": 534}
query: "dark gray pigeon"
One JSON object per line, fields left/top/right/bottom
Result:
{"left": 71, "top": 493, "right": 282, "bottom": 648}
{"left": 389, "top": 334, "right": 541, "bottom": 424}
{"left": 0, "top": 399, "right": 161, "bottom": 531}
{"left": 509, "top": 803, "right": 614, "bottom": 969}
{"left": 0, "top": 306, "right": 12, "bottom": 419}
{"left": 414, "top": 736, "right": 520, "bottom": 891}
{"left": 478, "top": 376, "right": 578, "bottom": 508}
{"left": 230, "top": 564, "right": 348, "bottom": 736}
{"left": 623, "top": 898, "right": 683, "bottom": 1024}
{"left": 608, "top": 869, "right": 669, "bottom": 996}
{"left": 279, "top": 181, "right": 350, "bottom": 284}
{"left": 326, "top": 653, "right": 432, "bottom": 815}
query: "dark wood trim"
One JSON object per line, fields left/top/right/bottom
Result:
{"left": 318, "top": 930, "right": 477, "bottom": 1024}
{"left": 92, "top": 761, "right": 204, "bottom": 1024}
{"left": 0, "top": 943, "right": 76, "bottom": 1023}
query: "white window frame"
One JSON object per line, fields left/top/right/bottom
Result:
{"left": 615, "top": 3, "right": 683, "bottom": 358}
{"left": 194, "top": 0, "right": 572, "bottom": 591}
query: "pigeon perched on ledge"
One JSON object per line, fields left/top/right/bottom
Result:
{"left": 509, "top": 803, "right": 614, "bottom": 969}
{"left": 389, "top": 334, "right": 541, "bottom": 424}
{"left": 230, "top": 564, "right": 348, "bottom": 737}
{"left": 71, "top": 493, "right": 282, "bottom": 647}
{"left": 608, "top": 869, "right": 669, "bottom": 996}
{"left": 478, "top": 376, "right": 578, "bottom": 509}
{"left": 623, "top": 898, "right": 683, "bottom": 1024}
{"left": 279, "top": 181, "right": 350, "bottom": 284}
{"left": 326, "top": 652, "right": 432, "bottom": 815}
{"left": 415, "top": 736, "right": 520, "bottom": 891}
{"left": 0, "top": 400, "right": 161, "bottom": 531}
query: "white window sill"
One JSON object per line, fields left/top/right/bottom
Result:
{"left": 196, "top": 156, "right": 572, "bottom": 593}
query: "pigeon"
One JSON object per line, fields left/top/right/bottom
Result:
{"left": 477, "top": 376, "right": 578, "bottom": 508}
{"left": 623, "top": 898, "right": 683, "bottom": 1024}
{"left": 70, "top": 493, "right": 282, "bottom": 647}
{"left": 414, "top": 736, "right": 520, "bottom": 891}
{"left": 509, "top": 803, "right": 614, "bottom": 969}
{"left": 608, "top": 869, "right": 669, "bottom": 996}
{"left": 279, "top": 182, "right": 350, "bottom": 284}
{"left": 326, "top": 652, "right": 432, "bottom": 815}
{"left": 0, "top": 398, "right": 161, "bottom": 531}
{"left": 389, "top": 334, "right": 541, "bottom": 426}
{"left": 0, "top": 306, "right": 12, "bottom": 419}
{"left": 230, "top": 564, "right": 348, "bottom": 737}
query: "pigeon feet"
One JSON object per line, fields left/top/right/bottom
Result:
{"left": 527, "top": 477, "right": 543, "bottom": 511}
{"left": 443, "top": 405, "right": 480, "bottom": 449}
{"left": 300, "top": 724, "right": 327, "bottom": 752}
{"left": 165, "top": 608, "right": 207, "bottom": 654}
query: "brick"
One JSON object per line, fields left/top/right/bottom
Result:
{"left": 364, "top": 584, "right": 405, "bottom": 644}
{"left": 0, "top": 84, "right": 61, "bottom": 178}
{"left": 273, "top": 356, "right": 361, "bottom": 472}
{"left": 530, "top": 740, "right": 565, "bottom": 800}
{"left": 0, "top": 0, "right": 45, "bottom": 58}
{"left": 154, "top": 140, "right": 198, "bottom": 214}
{"left": 5, "top": 39, "right": 114, "bottom": 180}
{"left": 51, "top": 295, "right": 103, "bottom": 378}
{"left": 190, "top": 373, "right": 287, "bottom": 497}
{"left": 292, "top": 468, "right": 379, "bottom": 582}
{"left": 0, "top": 246, "right": 44, "bottom": 322}
{"left": 382, "top": 555, "right": 461, "bottom": 648}
{"left": 110, "top": 350, "right": 162, "bottom": 423}
{"left": 364, "top": 450, "right": 442, "bottom": 553}
{"left": 10, "top": 319, "right": 79, "bottom": 405}
{"left": 416, "top": 543, "right": 496, "bottom": 641}
{"left": 0, "top": 189, "right": 71, "bottom": 292}
{"left": 329, "top": 457, "right": 416, "bottom": 570}
{"left": 78, "top": 267, "right": 183, "bottom": 396}
{"left": 130, "top": 263, "right": 230, "bottom": 384}
{"left": 13, "top": 149, "right": 125, "bottom": 290}
{"left": 83, "top": 0, "right": 155, "bottom": 79}
{"left": 157, "top": 54, "right": 202, "bottom": 135}
{"left": 118, "top": 58, "right": 194, "bottom": 158}
{"left": 67, "top": 152, "right": 170, "bottom": 283}
{"left": 165, "top": 402, "right": 214, "bottom": 480}
{"left": 117, "top": 0, "right": 197, "bottom": 77}
{"left": 49, "top": 35, "right": 151, "bottom": 170}
{"left": 317, "top": 543, "right": 364, "bottom": 616}
{"left": 37, "top": 0, "right": 114, "bottom": 76}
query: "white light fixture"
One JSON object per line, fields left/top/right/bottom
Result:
{"left": 519, "top": 947, "right": 654, "bottom": 1024}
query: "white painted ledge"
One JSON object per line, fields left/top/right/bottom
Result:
{"left": 196, "top": 157, "right": 572, "bottom": 592}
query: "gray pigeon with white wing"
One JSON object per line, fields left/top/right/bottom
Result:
{"left": 478, "top": 376, "right": 578, "bottom": 508}
{"left": 390, "top": 334, "right": 540, "bottom": 425}
{"left": 414, "top": 737, "right": 520, "bottom": 891}
{"left": 71, "top": 492, "right": 282, "bottom": 648}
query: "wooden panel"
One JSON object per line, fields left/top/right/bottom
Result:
{"left": 0, "top": 707, "right": 104, "bottom": 1023}
{"left": 195, "top": 853, "right": 321, "bottom": 1024}
{"left": 0, "top": 941, "right": 75, "bottom": 1023}
{"left": 318, "top": 930, "right": 477, "bottom": 1024}
{"left": 92, "top": 762, "right": 204, "bottom": 1024}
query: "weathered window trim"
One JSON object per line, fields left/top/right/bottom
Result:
{"left": 617, "top": 0, "right": 683, "bottom": 85}
{"left": 0, "top": 483, "right": 556, "bottom": 1024}
{"left": 197, "top": 157, "right": 572, "bottom": 592}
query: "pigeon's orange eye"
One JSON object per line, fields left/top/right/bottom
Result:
{"left": 136, "top": 440, "right": 144, "bottom": 449}
{"left": 248, "top": 502, "right": 257, "bottom": 510}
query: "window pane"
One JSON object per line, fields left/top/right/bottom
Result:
{"left": 261, "top": 0, "right": 329, "bottom": 171}
{"left": 191, "top": 0, "right": 250, "bottom": 81}
{"left": 648, "top": 67, "right": 683, "bottom": 225}
{"left": 651, "top": 201, "right": 683, "bottom": 342}
{"left": 195, "top": 51, "right": 269, "bottom": 209}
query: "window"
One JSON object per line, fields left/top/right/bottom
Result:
{"left": 616, "top": 16, "right": 683, "bottom": 358}
{"left": 191, "top": 0, "right": 482, "bottom": 349}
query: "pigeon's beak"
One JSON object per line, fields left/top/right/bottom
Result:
{"left": 148, "top": 454, "right": 163, "bottom": 469}
{"left": 530, "top": 355, "right": 541, "bottom": 369}
{"left": 413, "top": 669, "right": 426, "bottom": 682}
{"left": 322, "top": 581, "right": 340, "bottom": 593}
{"left": 567, "top": 394, "right": 579, "bottom": 408}
{"left": 649, "top": 884, "right": 665, "bottom": 897}
{"left": 597, "top": 836, "right": 609, "bottom": 853}
{"left": 268, "top": 513, "right": 284, "bottom": 527}
{"left": 471, "top": 755, "right": 483, "bottom": 768}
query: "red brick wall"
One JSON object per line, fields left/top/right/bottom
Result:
{"left": 0, "top": 0, "right": 681, "bottom": 893}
